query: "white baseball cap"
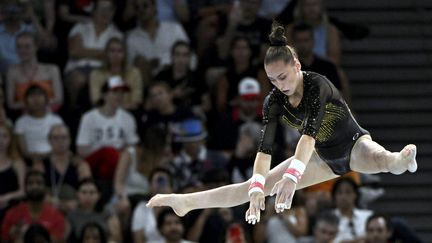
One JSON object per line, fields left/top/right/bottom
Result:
{"left": 238, "top": 77, "right": 261, "bottom": 99}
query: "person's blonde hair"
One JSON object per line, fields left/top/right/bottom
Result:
{"left": 0, "top": 124, "right": 22, "bottom": 161}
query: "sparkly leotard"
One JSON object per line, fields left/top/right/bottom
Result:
{"left": 258, "top": 71, "right": 369, "bottom": 175}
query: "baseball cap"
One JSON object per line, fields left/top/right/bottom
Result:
{"left": 172, "top": 119, "right": 207, "bottom": 143}
{"left": 238, "top": 77, "right": 261, "bottom": 100}
{"left": 101, "top": 76, "right": 130, "bottom": 93}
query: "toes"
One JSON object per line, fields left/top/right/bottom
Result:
{"left": 408, "top": 159, "right": 418, "bottom": 173}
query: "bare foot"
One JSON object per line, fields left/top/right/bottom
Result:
{"left": 390, "top": 144, "right": 417, "bottom": 174}
{"left": 146, "top": 194, "right": 190, "bottom": 217}
{"left": 402, "top": 144, "right": 417, "bottom": 173}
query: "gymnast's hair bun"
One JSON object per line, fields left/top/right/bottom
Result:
{"left": 269, "top": 22, "right": 287, "bottom": 47}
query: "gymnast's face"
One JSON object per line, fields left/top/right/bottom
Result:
{"left": 265, "top": 59, "right": 302, "bottom": 97}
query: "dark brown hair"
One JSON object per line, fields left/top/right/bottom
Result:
{"left": 264, "top": 21, "right": 298, "bottom": 65}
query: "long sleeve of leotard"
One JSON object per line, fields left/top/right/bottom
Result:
{"left": 258, "top": 91, "right": 282, "bottom": 155}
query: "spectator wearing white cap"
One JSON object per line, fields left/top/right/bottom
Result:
{"left": 76, "top": 76, "right": 139, "bottom": 181}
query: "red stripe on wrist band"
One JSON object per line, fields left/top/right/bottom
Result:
{"left": 285, "top": 168, "right": 302, "bottom": 181}
{"left": 249, "top": 181, "right": 264, "bottom": 191}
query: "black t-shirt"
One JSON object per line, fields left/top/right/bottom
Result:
{"left": 301, "top": 56, "right": 342, "bottom": 90}
{"left": 258, "top": 71, "right": 366, "bottom": 155}
{"left": 155, "top": 66, "right": 208, "bottom": 106}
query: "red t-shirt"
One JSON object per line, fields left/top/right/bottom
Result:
{"left": 1, "top": 202, "right": 66, "bottom": 242}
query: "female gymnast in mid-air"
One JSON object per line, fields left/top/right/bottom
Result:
{"left": 147, "top": 22, "right": 417, "bottom": 225}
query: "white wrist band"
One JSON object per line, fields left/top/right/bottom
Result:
{"left": 283, "top": 159, "right": 306, "bottom": 184}
{"left": 248, "top": 174, "right": 265, "bottom": 197}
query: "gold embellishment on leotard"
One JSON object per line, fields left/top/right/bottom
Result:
{"left": 315, "top": 103, "right": 346, "bottom": 142}
{"left": 281, "top": 105, "right": 303, "bottom": 129}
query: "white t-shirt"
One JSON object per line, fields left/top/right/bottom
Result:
{"left": 334, "top": 208, "right": 373, "bottom": 243}
{"left": 14, "top": 113, "right": 64, "bottom": 154}
{"left": 76, "top": 108, "right": 139, "bottom": 153}
{"left": 65, "top": 21, "right": 123, "bottom": 72}
{"left": 126, "top": 21, "right": 189, "bottom": 73}
{"left": 124, "top": 146, "right": 149, "bottom": 195}
{"left": 132, "top": 202, "right": 164, "bottom": 241}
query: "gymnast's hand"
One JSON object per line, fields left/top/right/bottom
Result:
{"left": 271, "top": 177, "right": 296, "bottom": 213}
{"left": 245, "top": 191, "right": 265, "bottom": 225}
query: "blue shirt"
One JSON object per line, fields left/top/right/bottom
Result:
{"left": 0, "top": 23, "right": 34, "bottom": 74}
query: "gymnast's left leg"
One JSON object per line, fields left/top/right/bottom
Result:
{"left": 349, "top": 135, "right": 417, "bottom": 175}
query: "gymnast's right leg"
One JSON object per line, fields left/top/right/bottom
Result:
{"left": 147, "top": 152, "right": 338, "bottom": 216}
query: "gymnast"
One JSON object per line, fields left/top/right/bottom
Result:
{"left": 147, "top": 22, "right": 417, "bottom": 225}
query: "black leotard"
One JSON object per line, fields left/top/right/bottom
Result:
{"left": 258, "top": 71, "right": 369, "bottom": 175}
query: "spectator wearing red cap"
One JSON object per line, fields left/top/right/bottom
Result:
{"left": 76, "top": 76, "right": 139, "bottom": 181}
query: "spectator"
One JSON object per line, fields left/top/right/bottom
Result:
{"left": 20, "top": 0, "right": 57, "bottom": 55}
{"left": 0, "top": 124, "right": 26, "bottom": 222}
{"left": 169, "top": 118, "right": 226, "bottom": 190}
{"left": 209, "top": 77, "right": 263, "bottom": 151}
{"left": 155, "top": 41, "right": 210, "bottom": 114}
{"left": 218, "top": 0, "right": 272, "bottom": 61}
{"left": 136, "top": 81, "right": 195, "bottom": 139}
{"left": 332, "top": 177, "right": 373, "bottom": 243}
{"left": 132, "top": 167, "right": 175, "bottom": 243}
{"left": 68, "top": 178, "right": 122, "bottom": 242}
{"left": 227, "top": 121, "right": 262, "bottom": 183}
{"left": 298, "top": 211, "right": 340, "bottom": 243}
{"left": 215, "top": 36, "right": 268, "bottom": 112}
{"left": 33, "top": 124, "right": 91, "bottom": 203}
{"left": 286, "top": 0, "right": 341, "bottom": 64}
{"left": 76, "top": 76, "right": 139, "bottom": 181}
{"left": 149, "top": 208, "right": 196, "bottom": 243}
{"left": 1, "top": 170, "right": 67, "bottom": 243}
{"left": 14, "top": 85, "right": 64, "bottom": 165}
{"left": 90, "top": 37, "right": 144, "bottom": 111}
{"left": 6, "top": 32, "right": 63, "bottom": 112}
{"left": 126, "top": 0, "right": 189, "bottom": 76}
{"left": 258, "top": 191, "right": 308, "bottom": 243}
{"left": 78, "top": 221, "right": 108, "bottom": 243}
{"left": 23, "top": 224, "right": 53, "bottom": 243}
{"left": 0, "top": 1, "right": 36, "bottom": 75}
{"left": 365, "top": 214, "right": 392, "bottom": 243}
{"left": 64, "top": 0, "right": 122, "bottom": 111}
{"left": 112, "top": 126, "right": 170, "bottom": 231}
{"left": 0, "top": 87, "right": 12, "bottom": 126}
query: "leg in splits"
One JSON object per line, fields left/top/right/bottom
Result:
{"left": 349, "top": 135, "right": 417, "bottom": 175}
{"left": 147, "top": 152, "right": 339, "bottom": 216}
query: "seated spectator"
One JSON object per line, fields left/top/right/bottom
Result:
{"left": 218, "top": 0, "right": 272, "bottom": 62}
{"left": 64, "top": 0, "right": 123, "bottom": 111}
{"left": 132, "top": 167, "right": 175, "bottom": 243}
{"left": 0, "top": 87, "right": 12, "bottom": 126}
{"left": 290, "top": 23, "right": 348, "bottom": 95}
{"left": 215, "top": 37, "right": 268, "bottom": 112}
{"left": 23, "top": 224, "right": 53, "bottom": 243}
{"left": 33, "top": 124, "right": 91, "bottom": 202}
{"left": 332, "top": 177, "right": 373, "bottom": 243}
{"left": 68, "top": 178, "right": 121, "bottom": 242}
{"left": 298, "top": 211, "right": 340, "bottom": 243}
{"left": 169, "top": 119, "right": 227, "bottom": 190}
{"left": 285, "top": 0, "right": 341, "bottom": 64}
{"left": 76, "top": 76, "right": 139, "bottom": 181}
{"left": 0, "top": 124, "right": 26, "bottom": 222}
{"left": 126, "top": 0, "right": 189, "bottom": 76}
{"left": 256, "top": 192, "right": 308, "bottom": 243}
{"left": 78, "top": 221, "right": 108, "bottom": 243}
{"left": 365, "top": 214, "right": 392, "bottom": 243}
{"left": 90, "top": 37, "right": 144, "bottom": 111}
{"left": 0, "top": 2, "right": 37, "bottom": 75}
{"left": 6, "top": 32, "right": 63, "bottom": 112}
{"left": 112, "top": 126, "right": 170, "bottom": 230}
{"left": 149, "top": 208, "right": 196, "bottom": 243}
{"left": 155, "top": 41, "right": 210, "bottom": 115}
{"left": 14, "top": 85, "right": 64, "bottom": 165}
{"left": 1, "top": 170, "right": 67, "bottom": 243}
{"left": 136, "top": 81, "right": 195, "bottom": 139}
{"left": 228, "top": 122, "right": 262, "bottom": 183}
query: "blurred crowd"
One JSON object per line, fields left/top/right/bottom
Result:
{"left": 0, "top": 0, "right": 423, "bottom": 242}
